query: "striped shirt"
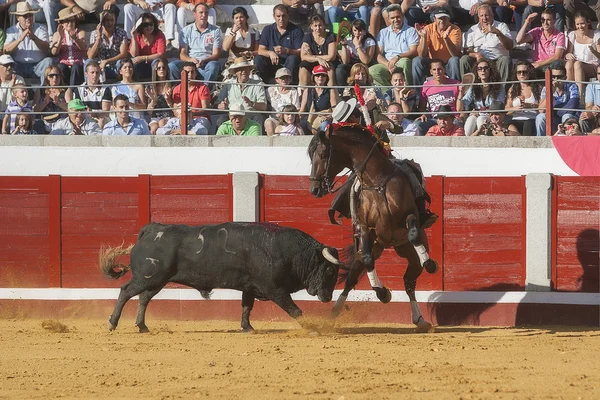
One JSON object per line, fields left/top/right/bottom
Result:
{"left": 5, "top": 100, "right": 32, "bottom": 132}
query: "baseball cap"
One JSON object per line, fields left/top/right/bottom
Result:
{"left": 0, "top": 55, "right": 15, "bottom": 65}
{"left": 68, "top": 99, "right": 87, "bottom": 111}
{"left": 312, "top": 65, "right": 328, "bottom": 75}
{"left": 432, "top": 7, "right": 451, "bottom": 19}
{"left": 275, "top": 68, "right": 291, "bottom": 79}
{"left": 230, "top": 103, "right": 246, "bottom": 116}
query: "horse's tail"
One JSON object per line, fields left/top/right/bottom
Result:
{"left": 337, "top": 244, "right": 367, "bottom": 284}
{"left": 99, "top": 243, "right": 135, "bottom": 280}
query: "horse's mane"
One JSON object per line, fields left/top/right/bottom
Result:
{"left": 307, "top": 125, "right": 380, "bottom": 160}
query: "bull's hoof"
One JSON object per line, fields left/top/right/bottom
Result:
{"left": 137, "top": 325, "right": 150, "bottom": 334}
{"left": 415, "top": 321, "right": 435, "bottom": 333}
{"left": 330, "top": 304, "right": 344, "bottom": 319}
{"left": 107, "top": 321, "right": 117, "bottom": 331}
{"left": 424, "top": 259, "right": 438, "bottom": 274}
{"left": 374, "top": 287, "right": 392, "bottom": 304}
{"left": 241, "top": 326, "right": 255, "bottom": 334}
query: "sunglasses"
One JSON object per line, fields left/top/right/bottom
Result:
{"left": 516, "top": 70, "right": 528, "bottom": 75}
{"left": 477, "top": 66, "right": 490, "bottom": 71}
{"left": 541, "top": 18, "right": 553, "bottom": 23}
{"left": 156, "top": 66, "right": 166, "bottom": 70}
{"left": 140, "top": 22, "right": 154, "bottom": 29}
{"left": 552, "top": 74, "right": 565, "bottom": 79}
{"left": 48, "top": 73, "right": 60, "bottom": 78}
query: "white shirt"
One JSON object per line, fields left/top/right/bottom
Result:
{"left": 0, "top": 74, "right": 25, "bottom": 112}
{"left": 5, "top": 23, "right": 49, "bottom": 63}
{"left": 567, "top": 30, "right": 600, "bottom": 65}
{"left": 465, "top": 21, "right": 513, "bottom": 60}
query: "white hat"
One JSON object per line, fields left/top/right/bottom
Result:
{"left": 230, "top": 103, "right": 246, "bottom": 116}
{"left": 0, "top": 55, "right": 15, "bottom": 65}
{"left": 332, "top": 98, "right": 358, "bottom": 123}
{"left": 275, "top": 68, "right": 291, "bottom": 79}
{"left": 11, "top": 2, "right": 40, "bottom": 16}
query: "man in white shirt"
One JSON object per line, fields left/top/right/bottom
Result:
{"left": 459, "top": 4, "right": 513, "bottom": 83}
{"left": 0, "top": 55, "right": 25, "bottom": 113}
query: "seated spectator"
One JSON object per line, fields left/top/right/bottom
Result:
{"left": 522, "top": 0, "right": 565, "bottom": 32}
{"left": 156, "top": 103, "right": 210, "bottom": 135}
{"left": 301, "top": 64, "right": 340, "bottom": 134}
{"left": 384, "top": 67, "right": 417, "bottom": 113}
{"left": 413, "top": 7, "right": 461, "bottom": 86}
{"left": 375, "top": 101, "right": 415, "bottom": 135}
{"left": 414, "top": 59, "right": 463, "bottom": 135}
{"left": 222, "top": 7, "right": 261, "bottom": 63}
{"left": 102, "top": 94, "right": 151, "bottom": 135}
{"left": 282, "top": 0, "right": 325, "bottom": 28}
{"left": 124, "top": 0, "right": 176, "bottom": 49}
{"left": 66, "top": 61, "right": 112, "bottom": 128}
{"left": 50, "top": 99, "right": 102, "bottom": 135}
{"left": 564, "top": 0, "right": 600, "bottom": 31}
{"left": 425, "top": 105, "right": 465, "bottom": 135}
{"left": 405, "top": 0, "right": 473, "bottom": 26}
{"left": 342, "top": 62, "right": 385, "bottom": 114}
{"left": 146, "top": 58, "right": 175, "bottom": 135}
{"left": 61, "top": 0, "right": 120, "bottom": 24}
{"left": 4, "top": 2, "right": 54, "bottom": 84}
{"left": 112, "top": 58, "right": 147, "bottom": 119}
{"left": 129, "top": 12, "right": 166, "bottom": 81}
{"left": 553, "top": 117, "right": 585, "bottom": 135}
{"left": 275, "top": 104, "right": 305, "bottom": 135}
{"left": 0, "top": 55, "right": 25, "bottom": 112}
{"left": 216, "top": 103, "right": 262, "bottom": 136}
{"left": 461, "top": 59, "right": 506, "bottom": 136}
{"left": 505, "top": 60, "right": 541, "bottom": 136}
{"left": 327, "top": 0, "right": 369, "bottom": 28}
{"left": 172, "top": 61, "right": 211, "bottom": 126}
{"left": 565, "top": 10, "right": 600, "bottom": 96}
{"left": 536, "top": 63, "right": 580, "bottom": 136}
{"left": 50, "top": 6, "right": 86, "bottom": 86}
{"left": 300, "top": 14, "right": 338, "bottom": 87}
{"left": 254, "top": 4, "right": 303, "bottom": 84}
{"left": 33, "top": 65, "right": 68, "bottom": 134}
{"left": 460, "top": 4, "right": 513, "bottom": 84}
{"left": 516, "top": 9, "right": 565, "bottom": 75}
{"left": 2, "top": 84, "right": 31, "bottom": 135}
{"left": 176, "top": 0, "right": 217, "bottom": 39}
{"left": 472, "top": 101, "right": 520, "bottom": 136}
{"left": 6, "top": 0, "right": 60, "bottom": 36}
{"left": 87, "top": 9, "right": 129, "bottom": 83}
{"left": 169, "top": 3, "right": 222, "bottom": 87}
{"left": 579, "top": 64, "right": 600, "bottom": 134}
{"left": 216, "top": 57, "right": 267, "bottom": 126}
{"left": 369, "top": 5, "right": 418, "bottom": 88}
{"left": 265, "top": 67, "right": 301, "bottom": 136}
{"left": 9, "top": 113, "right": 36, "bottom": 135}
{"left": 337, "top": 19, "right": 377, "bottom": 87}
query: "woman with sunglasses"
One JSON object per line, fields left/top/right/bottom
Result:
{"left": 461, "top": 59, "right": 506, "bottom": 136}
{"left": 565, "top": 10, "right": 600, "bottom": 96}
{"left": 505, "top": 61, "right": 541, "bottom": 136}
{"left": 112, "top": 58, "right": 147, "bottom": 119}
{"left": 336, "top": 19, "right": 377, "bottom": 90}
{"left": 32, "top": 65, "right": 68, "bottom": 133}
{"left": 130, "top": 13, "right": 166, "bottom": 81}
{"left": 146, "top": 58, "right": 175, "bottom": 135}
{"left": 49, "top": 6, "right": 86, "bottom": 86}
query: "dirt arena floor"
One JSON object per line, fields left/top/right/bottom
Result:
{"left": 1, "top": 318, "right": 600, "bottom": 399}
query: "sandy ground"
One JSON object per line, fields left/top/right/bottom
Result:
{"left": 1, "top": 318, "right": 600, "bottom": 400}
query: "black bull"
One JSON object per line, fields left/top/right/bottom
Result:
{"left": 100, "top": 222, "right": 344, "bottom": 333}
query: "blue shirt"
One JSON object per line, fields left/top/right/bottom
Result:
{"left": 258, "top": 23, "right": 304, "bottom": 57}
{"left": 180, "top": 23, "right": 223, "bottom": 60}
{"left": 585, "top": 81, "right": 600, "bottom": 106}
{"left": 102, "top": 117, "right": 150, "bottom": 135}
{"left": 541, "top": 82, "right": 580, "bottom": 118}
{"left": 155, "top": 117, "right": 210, "bottom": 135}
{"left": 376, "top": 23, "right": 419, "bottom": 59}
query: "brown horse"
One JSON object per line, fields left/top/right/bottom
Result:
{"left": 308, "top": 125, "right": 438, "bottom": 332}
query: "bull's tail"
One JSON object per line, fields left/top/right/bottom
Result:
{"left": 337, "top": 244, "right": 367, "bottom": 284}
{"left": 99, "top": 243, "right": 135, "bottom": 280}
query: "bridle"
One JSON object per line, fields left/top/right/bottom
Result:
{"left": 308, "top": 138, "right": 337, "bottom": 193}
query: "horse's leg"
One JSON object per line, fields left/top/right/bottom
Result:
{"left": 406, "top": 214, "right": 438, "bottom": 274}
{"left": 364, "top": 241, "right": 392, "bottom": 304}
{"left": 395, "top": 242, "right": 434, "bottom": 333}
{"left": 135, "top": 287, "right": 164, "bottom": 333}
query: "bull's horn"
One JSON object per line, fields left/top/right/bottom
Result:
{"left": 322, "top": 247, "right": 342, "bottom": 265}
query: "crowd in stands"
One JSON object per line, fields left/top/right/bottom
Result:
{"left": 0, "top": 0, "right": 599, "bottom": 136}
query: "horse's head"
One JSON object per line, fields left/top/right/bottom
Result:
{"left": 308, "top": 131, "right": 334, "bottom": 198}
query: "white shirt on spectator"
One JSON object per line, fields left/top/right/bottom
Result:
{"left": 465, "top": 21, "right": 513, "bottom": 60}
{"left": 0, "top": 74, "right": 25, "bottom": 112}
{"left": 5, "top": 23, "right": 49, "bottom": 63}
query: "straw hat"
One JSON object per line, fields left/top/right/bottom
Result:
{"left": 11, "top": 2, "right": 40, "bottom": 15}
{"left": 228, "top": 57, "right": 254, "bottom": 73}
{"left": 56, "top": 6, "right": 84, "bottom": 22}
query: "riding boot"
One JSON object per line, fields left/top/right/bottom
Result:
{"left": 417, "top": 196, "right": 438, "bottom": 229}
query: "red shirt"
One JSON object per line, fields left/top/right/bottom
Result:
{"left": 131, "top": 31, "right": 166, "bottom": 56}
{"left": 172, "top": 82, "right": 210, "bottom": 118}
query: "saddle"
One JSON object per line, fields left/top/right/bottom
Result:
{"left": 327, "top": 159, "right": 438, "bottom": 229}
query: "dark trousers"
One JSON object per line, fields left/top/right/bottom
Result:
{"left": 254, "top": 54, "right": 301, "bottom": 84}
{"left": 57, "top": 63, "right": 84, "bottom": 86}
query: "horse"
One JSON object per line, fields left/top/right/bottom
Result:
{"left": 307, "top": 124, "right": 438, "bottom": 332}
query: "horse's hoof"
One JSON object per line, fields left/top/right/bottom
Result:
{"left": 415, "top": 321, "right": 435, "bottom": 333}
{"left": 241, "top": 326, "right": 255, "bottom": 334}
{"left": 424, "top": 259, "right": 438, "bottom": 274}
{"left": 107, "top": 321, "right": 116, "bottom": 331}
{"left": 137, "top": 325, "right": 150, "bottom": 334}
{"left": 375, "top": 287, "right": 392, "bottom": 304}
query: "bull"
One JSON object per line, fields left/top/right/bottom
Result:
{"left": 100, "top": 222, "right": 344, "bottom": 333}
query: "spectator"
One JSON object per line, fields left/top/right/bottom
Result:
{"left": 461, "top": 58, "right": 506, "bottom": 135}
{"left": 169, "top": 3, "right": 222, "bottom": 87}
{"left": 300, "top": 14, "right": 338, "bottom": 87}
{"left": 554, "top": 117, "right": 584, "bottom": 135}
{"left": 61, "top": 0, "right": 120, "bottom": 23}
{"left": 282, "top": 0, "right": 325, "bottom": 28}
{"left": 384, "top": 67, "right": 416, "bottom": 113}
{"left": 124, "top": 0, "right": 176, "bottom": 49}
{"left": 222, "top": 7, "right": 260, "bottom": 63}
{"left": 275, "top": 104, "right": 305, "bottom": 135}
{"left": 425, "top": 105, "right": 465, "bottom": 135}
{"left": 172, "top": 61, "right": 211, "bottom": 129}
{"left": 404, "top": 0, "right": 467, "bottom": 27}
{"left": 369, "top": 5, "right": 418, "bottom": 88}
{"left": 505, "top": 60, "right": 541, "bottom": 136}
{"left": 327, "top": 0, "right": 369, "bottom": 27}
{"left": 4, "top": 2, "right": 54, "bottom": 84}
{"left": 33, "top": 65, "right": 68, "bottom": 134}
{"left": 129, "top": 12, "right": 166, "bottom": 81}
{"left": 265, "top": 67, "right": 301, "bottom": 136}
{"left": 216, "top": 103, "right": 262, "bottom": 136}
{"left": 472, "top": 101, "right": 520, "bottom": 136}
{"left": 146, "top": 58, "right": 175, "bottom": 134}
{"left": 66, "top": 61, "right": 112, "bottom": 128}
{"left": 10, "top": 113, "right": 36, "bottom": 134}
{"left": 522, "top": 0, "right": 565, "bottom": 32}
{"left": 2, "top": 84, "right": 31, "bottom": 135}
{"left": 376, "top": 101, "right": 415, "bottom": 135}
{"left": 459, "top": 4, "right": 513, "bottom": 84}
{"left": 87, "top": 10, "right": 129, "bottom": 83}
{"left": 342, "top": 62, "right": 384, "bottom": 112}
{"left": 536, "top": 63, "right": 580, "bottom": 136}
{"left": 564, "top": 0, "right": 600, "bottom": 31}
{"left": 413, "top": 7, "right": 461, "bottom": 86}
{"left": 50, "top": 6, "right": 86, "bottom": 86}
{"left": 216, "top": 57, "right": 267, "bottom": 126}
{"left": 337, "top": 19, "right": 377, "bottom": 87}
{"left": 112, "top": 58, "right": 147, "bottom": 119}
{"left": 156, "top": 103, "right": 210, "bottom": 135}
{"left": 176, "top": 0, "right": 217, "bottom": 38}
{"left": 254, "top": 4, "right": 303, "bottom": 84}
{"left": 565, "top": 10, "right": 600, "bottom": 96}
{"left": 580, "top": 64, "right": 600, "bottom": 133}
{"left": 102, "top": 94, "right": 151, "bottom": 135}
{"left": 415, "top": 59, "right": 463, "bottom": 135}
{"left": 516, "top": 9, "right": 565, "bottom": 75}
{"left": 300, "top": 64, "right": 339, "bottom": 134}
{"left": 49, "top": 99, "right": 102, "bottom": 135}
{"left": 7, "top": 0, "right": 60, "bottom": 36}
{"left": 0, "top": 55, "right": 25, "bottom": 112}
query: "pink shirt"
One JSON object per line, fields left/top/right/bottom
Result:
{"left": 528, "top": 27, "right": 566, "bottom": 63}
{"left": 425, "top": 124, "right": 465, "bottom": 136}
{"left": 421, "top": 78, "right": 460, "bottom": 113}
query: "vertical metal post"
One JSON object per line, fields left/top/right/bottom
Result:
{"left": 545, "top": 68, "right": 552, "bottom": 136}
{"left": 181, "top": 70, "right": 189, "bottom": 135}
